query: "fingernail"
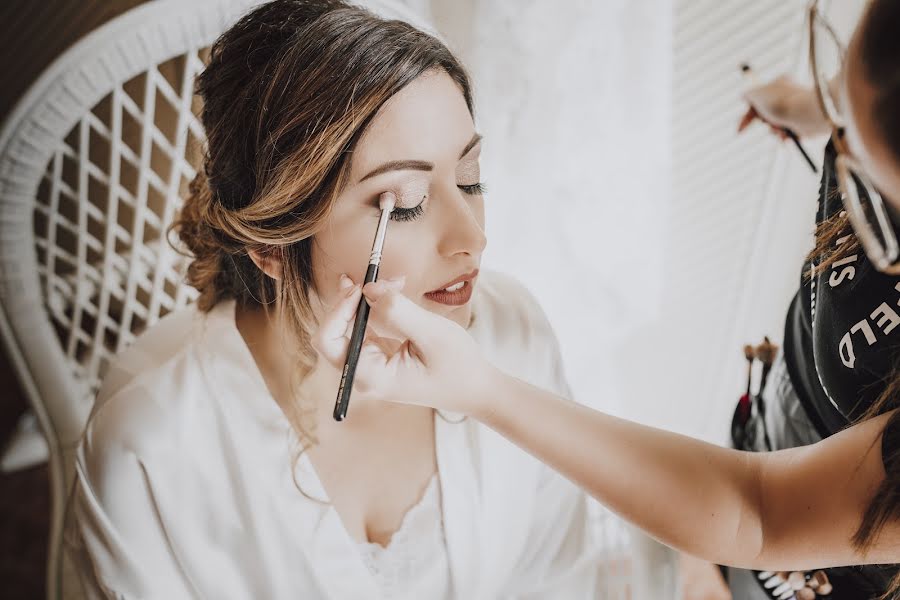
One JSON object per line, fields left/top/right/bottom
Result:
{"left": 346, "top": 283, "right": 360, "bottom": 298}
{"left": 383, "top": 275, "right": 406, "bottom": 289}
{"left": 363, "top": 281, "right": 387, "bottom": 300}
{"left": 339, "top": 274, "right": 353, "bottom": 290}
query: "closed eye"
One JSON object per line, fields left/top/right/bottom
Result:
{"left": 388, "top": 183, "right": 485, "bottom": 223}
{"left": 390, "top": 203, "right": 425, "bottom": 222}
{"left": 459, "top": 182, "right": 486, "bottom": 195}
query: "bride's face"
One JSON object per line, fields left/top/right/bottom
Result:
{"left": 311, "top": 70, "right": 487, "bottom": 329}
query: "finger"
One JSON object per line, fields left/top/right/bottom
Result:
{"left": 352, "top": 339, "right": 396, "bottom": 397}
{"left": 770, "top": 125, "right": 788, "bottom": 141}
{"left": 376, "top": 275, "right": 406, "bottom": 292}
{"left": 354, "top": 338, "right": 426, "bottom": 402}
{"left": 363, "top": 284, "right": 444, "bottom": 348}
{"left": 343, "top": 276, "right": 403, "bottom": 338}
{"left": 312, "top": 284, "right": 362, "bottom": 366}
{"left": 321, "top": 273, "right": 357, "bottom": 313}
{"left": 361, "top": 329, "right": 404, "bottom": 356}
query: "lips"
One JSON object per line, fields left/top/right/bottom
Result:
{"left": 423, "top": 269, "right": 479, "bottom": 306}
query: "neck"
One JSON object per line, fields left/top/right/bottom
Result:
{"left": 235, "top": 300, "right": 430, "bottom": 443}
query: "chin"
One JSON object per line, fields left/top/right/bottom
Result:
{"left": 416, "top": 300, "right": 468, "bottom": 326}
{"left": 448, "top": 305, "right": 473, "bottom": 329}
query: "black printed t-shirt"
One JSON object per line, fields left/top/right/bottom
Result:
{"left": 781, "top": 141, "right": 900, "bottom": 596}
{"left": 783, "top": 142, "right": 900, "bottom": 440}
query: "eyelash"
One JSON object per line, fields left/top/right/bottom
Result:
{"left": 390, "top": 203, "right": 425, "bottom": 222}
{"left": 459, "top": 182, "right": 486, "bottom": 196}
{"left": 388, "top": 183, "right": 487, "bottom": 223}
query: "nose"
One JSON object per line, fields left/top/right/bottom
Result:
{"left": 434, "top": 183, "right": 487, "bottom": 259}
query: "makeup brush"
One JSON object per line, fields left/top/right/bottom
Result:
{"left": 743, "top": 344, "right": 755, "bottom": 397}
{"left": 740, "top": 63, "right": 819, "bottom": 174}
{"left": 738, "top": 344, "right": 755, "bottom": 423}
{"left": 751, "top": 336, "right": 779, "bottom": 451}
{"left": 333, "top": 191, "right": 396, "bottom": 422}
{"left": 755, "top": 336, "right": 778, "bottom": 392}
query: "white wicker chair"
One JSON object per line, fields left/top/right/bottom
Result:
{"left": 0, "top": 1, "right": 434, "bottom": 598}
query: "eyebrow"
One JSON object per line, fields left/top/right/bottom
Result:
{"left": 357, "top": 133, "right": 482, "bottom": 183}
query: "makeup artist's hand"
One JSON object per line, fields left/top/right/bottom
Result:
{"left": 738, "top": 75, "right": 830, "bottom": 138}
{"left": 312, "top": 276, "right": 499, "bottom": 415}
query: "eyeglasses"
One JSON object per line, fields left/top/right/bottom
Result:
{"left": 807, "top": 0, "right": 900, "bottom": 274}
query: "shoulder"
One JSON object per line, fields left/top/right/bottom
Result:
{"left": 470, "top": 271, "right": 555, "bottom": 345}
{"left": 96, "top": 304, "right": 204, "bottom": 402}
{"left": 470, "top": 271, "right": 567, "bottom": 394}
{"left": 83, "top": 303, "right": 223, "bottom": 464}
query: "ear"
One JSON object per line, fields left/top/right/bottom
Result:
{"left": 247, "top": 247, "right": 284, "bottom": 281}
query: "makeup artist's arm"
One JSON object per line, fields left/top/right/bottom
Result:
{"left": 314, "top": 282, "right": 900, "bottom": 571}
{"left": 476, "top": 376, "right": 898, "bottom": 571}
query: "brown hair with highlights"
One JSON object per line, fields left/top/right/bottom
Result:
{"left": 171, "top": 0, "right": 473, "bottom": 447}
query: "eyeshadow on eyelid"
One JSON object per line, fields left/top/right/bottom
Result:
{"left": 392, "top": 189, "right": 426, "bottom": 210}
{"left": 456, "top": 162, "right": 480, "bottom": 182}
{"left": 392, "top": 180, "right": 429, "bottom": 207}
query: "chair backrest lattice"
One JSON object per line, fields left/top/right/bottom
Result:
{"left": 34, "top": 51, "right": 207, "bottom": 403}
{"left": 0, "top": 0, "right": 258, "bottom": 452}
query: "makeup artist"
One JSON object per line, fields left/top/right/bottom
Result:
{"left": 316, "top": 1, "right": 900, "bottom": 598}
{"left": 680, "top": 1, "right": 900, "bottom": 597}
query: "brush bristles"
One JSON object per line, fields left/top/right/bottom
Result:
{"left": 379, "top": 191, "right": 396, "bottom": 212}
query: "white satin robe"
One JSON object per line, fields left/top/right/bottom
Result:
{"left": 68, "top": 271, "right": 600, "bottom": 599}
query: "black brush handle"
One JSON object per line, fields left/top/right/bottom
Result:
{"left": 783, "top": 128, "right": 819, "bottom": 174}
{"left": 333, "top": 263, "right": 380, "bottom": 421}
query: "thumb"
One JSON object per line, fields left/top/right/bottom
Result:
{"left": 311, "top": 282, "right": 362, "bottom": 368}
{"left": 363, "top": 282, "right": 446, "bottom": 349}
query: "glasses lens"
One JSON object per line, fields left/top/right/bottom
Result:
{"left": 838, "top": 160, "right": 900, "bottom": 269}
{"left": 811, "top": 13, "right": 845, "bottom": 123}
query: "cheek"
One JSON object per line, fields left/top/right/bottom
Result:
{"left": 376, "top": 225, "right": 433, "bottom": 291}
{"left": 311, "top": 216, "right": 435, "bottom": 302}
{"left": 473, "top": 197, "right": 486, "bottom": 230}
{"left": 310, "top": 196, "right": 486, "bottom": 306}
{"left": 310, "top": 218, "right": 375, "bottom": 302}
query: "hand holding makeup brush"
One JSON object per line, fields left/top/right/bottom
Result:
{"left": 738, "top": 75, "right": 831, "bottom": 139}
{"left": 312, "top": 275, "right": 499, "bottom": 415}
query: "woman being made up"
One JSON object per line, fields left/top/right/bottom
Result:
{"left": 316, "top": 1, "right": 900, "bottom": 598}
{"left": 69, "top": 1, "right": 600, "bottom": 598}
